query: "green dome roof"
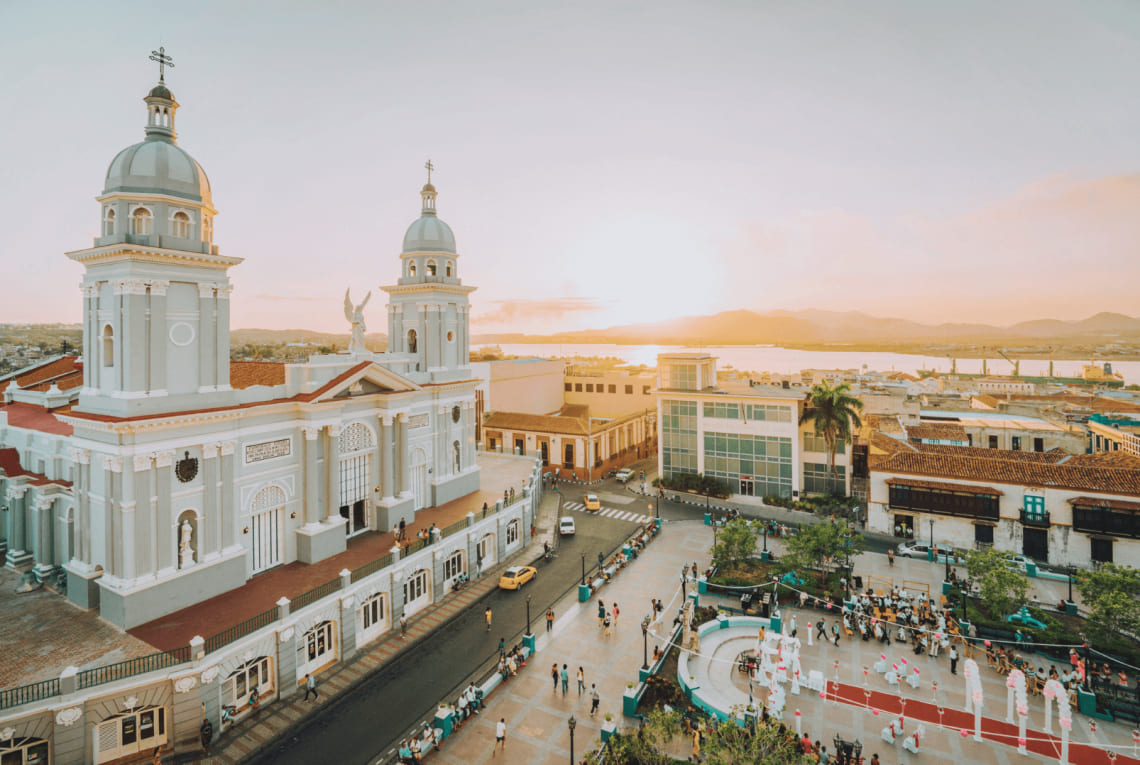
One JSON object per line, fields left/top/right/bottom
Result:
{"left": 104, "top": 140, "right": 211, "bottom": 205}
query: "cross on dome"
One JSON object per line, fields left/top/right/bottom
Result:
{"left": 424, "top": 158, "right": 435, "bottom": 185}
{"left": 149, "top": 46, "right": 174, "bottom": 83}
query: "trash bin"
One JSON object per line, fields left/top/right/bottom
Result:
{"left": 1025, "top": 561, "right": 1038, "bottom": 578}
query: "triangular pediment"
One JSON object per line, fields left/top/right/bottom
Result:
{"left": 308, "top": 361, "right": 420, "bottom": 404}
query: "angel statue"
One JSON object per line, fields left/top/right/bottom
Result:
{"left": 344, "top": 289, "right": 372, "bottom": 354}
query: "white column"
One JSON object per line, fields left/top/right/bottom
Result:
{"left": 397, "top": 413, "right": 411, "bottom": 497}
{"left": 303, "top": 427, "right": 321, "bottom": 526}
{"left": 202, "top": 444, "right": 220, "bottom": 557}
{"left": 219, "top": 441, "right": 236, "bottom": 548}
{"left": 326, "top": 425, "right": 341, "bottom": 522}
{"left": 155, "top": 452, "right": 174, "bottom": 571}
{"left": 380, "top": 414, "right": 394, "bottom": 500}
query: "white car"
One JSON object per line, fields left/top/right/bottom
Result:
{"left": 615, "top": 469, "right": 634, "bottom": 483}
{"left": 559, "top": 516, "right": 576, "bottom": 535}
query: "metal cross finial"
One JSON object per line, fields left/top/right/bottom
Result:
{"left": 424, "top": 159, "right": 434, "bottom": 184}
{"left": 149, "top": 46, "right": 175, "bottom": 83}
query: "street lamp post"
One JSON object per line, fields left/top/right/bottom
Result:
{"left": 762, "top": 528, "right": 768, "bottom": 553}
{"left": 1067, "top": 565, "right": 1074, "bottom": 603}
{"left": 568, "top": 715, "right": 576, "bottom": 764}
{"left": 642, "top": 616, "right": 651, "bottom": 670}
{"left": 929, "top": 518, "right": 934, "bottom": 548}
{"left": 581, "top": 553, "right": 586, "bottom": 587}
{"left": 681, "top": 565, "right": 687, "bottom": 600}
{"left": 658, "top": 487, "right": 664, "bottom": 519}
{"left": 526, "top": 594, "right": 532, "bottom": 636}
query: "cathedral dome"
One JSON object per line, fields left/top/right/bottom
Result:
{"left": 402, "top": 182, "right": 456, "bottom": 254}
{"left": 402, "top": 214, "right": 456, "bottom": 254}
{"left": 104, "top": 140, "right": 212, "bottom": 205}
{"left": 102, "top": 80, "right": 212, "bottom": 206}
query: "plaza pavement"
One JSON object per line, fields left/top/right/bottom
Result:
{"left": 427, "top": 523, "right": 1136, "bottom": 765}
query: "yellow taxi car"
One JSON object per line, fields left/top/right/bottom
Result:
{"left": 584, "top": 494, "right": 601, "bottom": 511}
{"left": 498, "top": 565, "right": 537, "bottom": 590}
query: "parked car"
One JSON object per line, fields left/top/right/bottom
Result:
{"left": 584, "top": 494, "right": 601, "bottom": 511}
{"left": 498, "top": 565, "right": 537, "bottom": 590}
{"left": 896, "top": 541, "right": 966, "bottom": 564}
{"left": 559, "top": 516, "right": 576, "bottom": 536}
{"left": 614, "top": 469, "right": 634, "bottom": 483}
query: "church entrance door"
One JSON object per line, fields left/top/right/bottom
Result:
{"left": 251, "top": 507, "right": 282, "bottom": 573}
{"left": 341, "top": 499, "right": 367, "bottom": 537}
{"left": 411, "top": 449, "right": 429, "bottom": 511}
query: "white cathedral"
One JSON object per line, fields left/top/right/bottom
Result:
{"left": 0, "top": 72, "right": 480, "bottom": 630}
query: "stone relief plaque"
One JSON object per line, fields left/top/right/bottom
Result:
{"left": 244, "top": 438, "right": 292, "bottom": 464}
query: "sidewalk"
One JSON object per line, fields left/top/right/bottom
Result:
{"left": 189, "top": 489, "right": 564, "bottom": 764}
{"left": 426, "top": 520, "right": 712, "bottom": 765}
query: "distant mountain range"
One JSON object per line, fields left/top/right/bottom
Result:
{"left": 226, "top": 310, "right": 1140, "bottom": 350}
{"left": 466, "top": 310, "right": 1140, "bottom": 346}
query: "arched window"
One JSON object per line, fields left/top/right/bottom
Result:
{"left": 103, "top": 207, "right": 116, "bottom": 236}
{"left": 102, "top": 325, "right": 114, "bottom": 367}
{"left": 358, "top": 593, "right": 387, "bottom": 645}
{"left": 506, "top": 519, "right": 521, "bottom": 546}
{"left": 444, "top": 549, "right": 464, "bottom": 581}
{"left": 445, "top": 261, "right": 452, "bottom": 277}
{"left": 172, "top": 211, "right": 190, "bottom": 238}
{"left": 408, "top": 261, "right": 417, "bottom": 277}
{"left": 131, "top": 207, "right": 152, "bottom": 235}
{"left": 203, "top": 216, "right": 213, "bottom": 242}
{"left": 426, "top": 260, "right": 437, "bottom": 276}
{"left": 407, "top": 329, "right": 417, "bottom": 354}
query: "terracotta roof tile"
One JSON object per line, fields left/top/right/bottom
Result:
{"left": 0, "top": 402, "right": 73, "bottom": 435}
{"left": 229, "top": 361, "right": 286, "bottom": 390}
{"left": 0, "top": 356, "right": 81, "bottom": 394}
{"left": 24, "top": 369, "right": 84, "bottom": 392}
{"left": 973, "top": 394, "right": 1001, "bottom": 408}
{"left": 484, "top": 409, "right": 588, "bottom": 436}
{"left": 907, "top": 423, "right": 969, "bottom": 442}
{"left": 1067, "top": 496, "right": 1140, "bottom": 511}
{"left": 869, "top": 431, "right": 916, "bottom": 456}
{"left": 873, "top": 446, "right": 1140, "bottom": 496}
{"left": 914, "top": 443, "right": 1068, "bottom": 463}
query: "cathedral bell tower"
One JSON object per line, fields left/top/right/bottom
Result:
{"left": 67, "top": 51, "right": 243, "bottom": 417}
{"left": 382, "top": 163, "right": 475, "bottom": 383}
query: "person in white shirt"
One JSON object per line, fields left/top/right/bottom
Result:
{"left": 493, "top": 719, "right": 507, "bottom": 755}
{"left": 457, "top": 693, "right": 468, "bottom": 722}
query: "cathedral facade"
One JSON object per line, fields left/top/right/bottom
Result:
{"left": 0, "top": 73, "right": 480, "bottom": 630}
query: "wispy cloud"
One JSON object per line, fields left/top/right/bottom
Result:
{"left": 253, "top": 294, "right": 332, "bottom": 303}
{"left": 473, "top": 297, "right": 608, "bottom": 327}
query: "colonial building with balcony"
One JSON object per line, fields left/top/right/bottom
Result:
{"left": 867, "top": 434, "right": 1140, "bottom": 568}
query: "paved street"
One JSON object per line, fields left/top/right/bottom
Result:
{"left": 244, "top": 497, "right": 648, "bottom": 765}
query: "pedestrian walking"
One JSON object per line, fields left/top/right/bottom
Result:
{"left": 604, "top": 612, "right": 612, "bottom": 636}
{"left": 546, "top": 607, "right": 555, "bottom": 632}
{"left": 577, "top": 666, "right": 585, "bottom": 695}
{"left": 832, "top": 621, "right": 841, "bottom": 647}
{"left": 303, "top": 672, "right": 319, "bottom": 702}
{"left": 498, "top": 637, "right": 505, "bottom": 657}
{"left": 590, "top": 684, "right": 600, "bottom": 716}
{"left": 950, "top": 645, "right": 959, "bottom": 675}
{"left": 816, "top": 619, "right": 827, "bottom": 641}
{"left": 561, "top": 664, "right": 569, "bottom": 695}
{"left": 485, "top": 606, "right": 493, "bottom": 632}
{"left": 887, "top": 548, "right": 895, "bottom": 567}
{"left": 597, "top": 599, "right": 606, "bottom": 628}
{"left": 399, "top": 516, "right": 407, "bottom": 542}
{"left": 400, "top": 614, "right": 408, "bottom": 639}
{"left": 552, "top": 663, "right": 559, "bottom": 691}
{"left": 790, "top": 614, "right": 797, "bottom": 638}
{"left": 493, "top": 718, "right": 507, "bottom": 755}
{"left": 612, "top": 602, "right": 620, "bottom": 628}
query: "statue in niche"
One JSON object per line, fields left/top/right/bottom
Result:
{"left": 179, "top": 519, "right": 195, "bottom": 568}
{"left": 344, "top": 289, "right": 372, "bottom": 354}
{"left": 454, "top": 441, "right": 461, "bottom": 473}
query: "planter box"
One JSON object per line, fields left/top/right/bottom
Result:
{"left": 623, "top": 687, "right": 639, "bottom": 716}
{"left": 600, "top": 721, "right": 617, "bottom": 743}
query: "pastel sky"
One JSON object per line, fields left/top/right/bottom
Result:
{"left": 2, "top": 1, "right": 1138, "bottom": 335}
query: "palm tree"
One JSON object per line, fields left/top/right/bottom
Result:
{"left": 799, "top": 380, "right": 864, "bottom": 482}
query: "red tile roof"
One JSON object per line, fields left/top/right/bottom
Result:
{"left": 0, "top": 402, "right": 73, "bottom": 435}
{"left": 1067, "top": 496, "right": 1140, "bottom": 511}
{"left": 0, "top": 356, "right": 81, "bottom": 394}
{"left": 229, "top": 361, "right": 286, "bottom": 390}
{"left": 906, "top": 423, "right": 969, "bottom": 442}
{"left": 873, "top": 445, "right": 1140, "bottom": 496}
{"left": 0, "top": 447, "right": 71, "bottom": 487}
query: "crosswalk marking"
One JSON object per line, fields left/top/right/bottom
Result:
{"left": 561, "top": 502, "right": 650, "bottom": 524}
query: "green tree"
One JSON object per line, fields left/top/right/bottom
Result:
{"left": 780, "top": 519, "right": 865, "bottom": 585}
{"left": 712, "top": 518, "right": 760, "bottom": 566}
{"left": 965, "top": 548, "right": 1029, "bottom": 618}
{"left": 799, "top": 381, "right": 864, "bottom": 480}
{"left": 1077, "top": 563, "right": 1140, "bottom": 640}
{"left": 594, "top": 707, "right": 681, "bottom": 765}
{"left": 701, "top": 710, "right": 809, "bottom": 765}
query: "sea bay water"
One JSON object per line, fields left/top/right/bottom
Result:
{"left": 492, "top": 343, "right": 1140, "bottom": 385}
